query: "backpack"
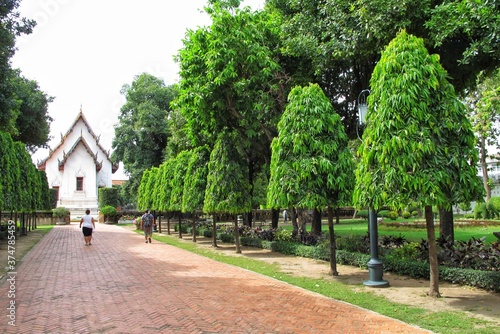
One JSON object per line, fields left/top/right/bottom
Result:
{"left": 142, "top": 213, "right": 152, "bottom": 227}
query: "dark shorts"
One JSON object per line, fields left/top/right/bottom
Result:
{"left": 82, "top": 227, "right": 93, "bottom": 236}
{"left": 143, "top": 225, "right": 153, "bottom": 237}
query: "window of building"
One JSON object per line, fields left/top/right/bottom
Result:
{"left": 76, "top": 177, "right": 84, "bottom": 191}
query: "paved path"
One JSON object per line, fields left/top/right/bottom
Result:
{"left": 0, "top": 223, "right": 432, "bottom": 333}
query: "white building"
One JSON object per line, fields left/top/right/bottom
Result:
{"left": 38, "top": 110, "right": 118, "bottom": 218}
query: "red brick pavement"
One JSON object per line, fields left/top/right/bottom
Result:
{"left": 0, "top": 223, "right": 433, "bottom": 333}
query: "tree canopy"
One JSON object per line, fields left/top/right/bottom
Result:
{"left": 354, "top": 30, "right": 483, "bottom": 210}
{"left": 0, "top": 0, "right": 35, "bottom": 134}
{"left": 112, "top": 73, "right": 178, "bottom": 203}
{"left": 268, "top": 0, "right": 500, "bottom": 138}
{"left": 204, "top": 130, "right": 251, "bottom": 214}
{"left": 8, "top": 69, "right": 54, "bottom": 152}
{"left": 182, "top": 145, "right": 210, "bottom": 213}
{"left": 267, "top": 83, "right": 355, "bottom": 210}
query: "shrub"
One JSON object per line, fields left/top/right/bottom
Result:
{"left": 411, "top": 210, "right": 419, "bottom": 217}
{"left": 387, "top": 211, "right": 399, "bottom": 220}
{"left": 98, "top": 187, "right": 119, "bottom": 207}
{"left": 174, "top": 222, "right": 189, "bottom": 233}
{"left": 100, "top": 205, "right": 117, "bottom": 216}
{"left": 336, "top": 234, "right": 369, "bottom": 253}
{"left": 380, "top": 235, "right": 408, "bottom": 248}
{"left": 377, "top": 210, "right": 390, "bottom": 218}
{"left": 356, "top": 210, "right": 368, "bottom": 219}
{"left": 101, "top": 205, "right": 119, "bottom": 223}
{"left": 387, "top": 242, "right": 422, "bottom": 261}
{"left": 474, "top": 202, "right": 488, "bottom": 219}
{"left": 488, "top": 196, "right": 500, "bottom": 213}
{"left": 402, "top": 211, "right": 411, "bottom": 219}
{"left": 52, "top": 207, "right": 70, "bottom": 218}
{"left": 438, "top": 237, "right": 500, "bottom": 271}
{"left": 274, "top": 228, "right": 294, "bottom": 242}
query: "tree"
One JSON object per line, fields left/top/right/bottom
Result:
{"left": 269, "top": 0, "right": 500, "bottom": 140}
{"left": 182, "top": 146, "right": 210, "bottom": 242}
{"left": 0, "top": 0, "right": 35, "bottom": 134}
{"left": 8, "top": 70, "right": 53, "bottom": 152}
{"left": 354, "top": 30, "right": 484, "bottom": 297}
{"left": 38, "top": 170, "right": 51, "bottom": 210}
{"left": 156, "top": 158, "right": 176, "bottom": 235}
{"left": 174, "top": 3, "right": 287, "bottom": 225}
{"left": 111, "top": 73, "right": 178, "bottom": 204}
{"left": 136, "top": 169, "right": 151, "bottom": 212}
{"left": 0, "top": 131, "right": 21, "bottom": 212}
{"left": 204, "top": 130, "right": 251, "bottom": 253}
{"left": 267, "top": 83, "right": 355, "bottom": 275}
{"left": 169, "top": 150, "right": 192, "bottom": 239}
{"left": 465, "top": 69, "right": 500, "bottom": 202}
{"left": 426, "top": 0, "right": 500, "bottom": 90}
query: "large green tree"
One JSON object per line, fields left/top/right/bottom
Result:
{"left": 174, "top": 2, "right": 287, "bottom": 224}
{"left": 169, "top": 150, "right": 192, "bottom": 239}
{"left": 354, "top": 31, "right": 483, "bottom": 297}
{"left": 204, "top": 130, "right": 251, "bottom": 252}
{"left": 268, "top": 0, "right": 500, "bottom": 138}
{"left": 0, "top": 0, "right": 35, "bottom": 134}
{"left": 8, "top": 69, "right": 54, "bottom": 152}
{"left": 465, "top": 69, "right": 500, "bottom": 202}
{"left": 426, "top": 0, "right": 500, "bottom": 88}
{"left": 112, "top": 73, "right": 178, "bottom": 204}
{"left": 182, "top": 146, "right": 210, "bottom": 241}
{"left": 267, "top": 83, "right": 355, "bottom": 274}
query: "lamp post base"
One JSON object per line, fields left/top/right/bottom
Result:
{"left": 363, "top": 258, "right": 389, "bottom": 287}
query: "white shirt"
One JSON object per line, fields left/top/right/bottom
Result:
{"left": 81, "top": 214, "right": 94, "bottom": 229}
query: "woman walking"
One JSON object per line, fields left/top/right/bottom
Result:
{"left": 80, "top": 209, "right": 96, "bottom": 246}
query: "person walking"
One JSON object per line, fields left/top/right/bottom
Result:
{"left": 79, "top": 209, "right": 96, "bottom": 246}
{"left": 141, "top": 210, "right": 154, "bottom": 243}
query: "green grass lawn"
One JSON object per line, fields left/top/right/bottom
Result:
{"left": 278, "top": 219, "right": 499, "bottom": 244}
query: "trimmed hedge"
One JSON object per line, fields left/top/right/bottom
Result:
{"left": 239, "top": 236, "right": 500, "bottom": 292}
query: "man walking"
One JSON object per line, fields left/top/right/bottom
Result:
{"left": 141, "top": 210, "right": 154, "bottom": 243}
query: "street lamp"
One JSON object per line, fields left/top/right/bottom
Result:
{"left": 357, "top": 89, "right": 389, "bottom": 288}
{"left": 356, "top": 89, "right": 370, "bottom": 139}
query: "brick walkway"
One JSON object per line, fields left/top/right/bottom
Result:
{"left": 0, "top": 223, "right": 433, "bottom": 333}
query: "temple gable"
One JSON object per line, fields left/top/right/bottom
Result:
{"left": 38, "top": 110, "right": 118, "bottom": 217}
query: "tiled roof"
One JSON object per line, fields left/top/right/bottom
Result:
{"left": 38, "top": 110, "right": 118, "bottom": 173}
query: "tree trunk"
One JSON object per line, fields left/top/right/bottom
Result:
{"left": 212, "top": 214, "right": 218, "bottom": 248}
{"left": 245, "top": 211, "right": 252, "bottom": 227}
{"left": 167, "top": 213, "right": 171, "bottom": 235}
{"left": 192, "top": 214, "right": 197, "bottom": 242}
{"left": 178, "top": 213, "right": 182, "bottom": 239}
{"left": 327, "top": 206, "right": 338, "bottom": 276}
{"left": 234, "top": 216, "right": 241, "bottom": 253}
{"left": 479, "top": 136, "right": 491, "bottom": 202}
{"left": 291, "top": 208, "right": 298, "bottom": 238}
{"left": 271, "top": 208, "right": 279, "bottom": 229}
{"left": 158, "top": 213, "right": 162, "bottom": 234}
{"left": 311, "top": 208, "right": 322, "bottom": 236}
{"left": 297, "top": 209, "right": 308, "bottom": 242}
{"left": 439, "top": 206, "right": 454, "bottom": 243}
{"left": 425, "top": 205, "right": 441, "bottom": 298}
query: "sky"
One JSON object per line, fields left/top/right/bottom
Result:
{"left": 12, "top": 0, "right": 265, "bottom": 179}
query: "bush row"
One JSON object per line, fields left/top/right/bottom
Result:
{"left": 211, "top": 232, "right": 500, "bottom": 292}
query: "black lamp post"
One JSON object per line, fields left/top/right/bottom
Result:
{"left": 357, "top": 89, "right": 389, "bottom": 288}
